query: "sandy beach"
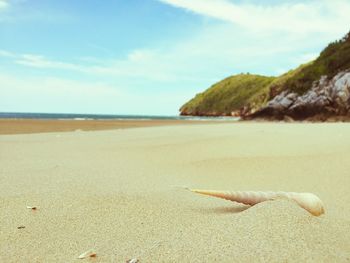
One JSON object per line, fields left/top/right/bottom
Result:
{"left": 0, "top": 119, "right": 221, "bottom": 135}
{"left": 1, "top": 122, "right": 350, "bottom": 262}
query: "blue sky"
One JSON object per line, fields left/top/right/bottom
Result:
{"left": 1, "top": 0, "right": 350, "bottom": 115}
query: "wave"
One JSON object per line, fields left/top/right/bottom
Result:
{"left": 0, "top": 112, "right": 240, "bottom": 121}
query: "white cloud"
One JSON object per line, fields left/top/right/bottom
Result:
{"left": 0, "top": 0, "right": 9, "bottom": 10}
{"left": 0, "top": 18, "right": 342, "bottom": 88}
{"left": 0, "top": 49, "right": 212, "bottom": 82}
{"left": 159, "top": 0, "right": 350, "bottom": 35}
{"left": 0, "top": 49, "right": 14, "bottom": 57}
{"left": 2, "top": 0, "right": 347, "bottom": 85}
{"left": 0, "top": 71, "right": 191, "bottom": 115}
{"left": 15, "top": 54, "right": 88, "bottom": 72}
{"left": 0, "top": 72, "right": 124, "bottom": 114}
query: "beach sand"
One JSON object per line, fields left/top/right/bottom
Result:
{"left": 0, "top": 123, "right": 349, "bottom": 262}
{"left": 0, "top": 118, "right": 217, "bottom": 135}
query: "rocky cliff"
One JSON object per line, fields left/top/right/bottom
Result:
{"left": 248, "top": 70, "right": 350, "bottom": 120}
{"left": 180, "top": 31, "right": 350, "bottom": 121}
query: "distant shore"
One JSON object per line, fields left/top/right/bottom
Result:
{"left": 0, "top": 118, "right": 231, "bottom": 135}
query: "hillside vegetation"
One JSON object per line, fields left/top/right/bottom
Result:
{"left": 180, "top": 65, "right": 307, "bottom": 116}
{"left": 284, "top": 32, "right": 350, "bottom": 94}
{"left": 180, "top": 74, "right": 275, "bottom": 116}
{"left": 180, "top": 31, "right": 350, "bottom": 117}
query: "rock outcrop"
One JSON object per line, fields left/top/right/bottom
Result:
{"left": 249, "top": 70, "right": 350, "bottom": 120}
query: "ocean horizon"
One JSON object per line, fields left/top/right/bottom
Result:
{"left": 0, "top": 112, "right": 239, "bottom": 121}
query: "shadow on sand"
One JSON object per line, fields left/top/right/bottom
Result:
{"left": 194, "top": 205, "right": 250, "bottom": 215}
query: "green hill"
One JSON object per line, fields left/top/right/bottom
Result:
{"left": 179, "top": 64, "right": 308, "bottom": 116}
{"left": 284, "top": 32, "right": 350, "bottom": 94}
{"left": 180, "top": 74, "right": 276, "bottom": 116}
{"left": 180, "top": 31, "right": 350, "bottom": 117}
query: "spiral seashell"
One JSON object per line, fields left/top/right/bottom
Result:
{"left": 189, "top": 189, "right": 325, "bottom": 216}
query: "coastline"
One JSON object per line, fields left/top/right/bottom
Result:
{"left": 0, "top": 118, "right": 231, "bottom": 135}
{"left": 1, "top": 123, "right": 349, "bottom": 262}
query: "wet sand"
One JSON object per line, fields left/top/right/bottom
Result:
{"left": 0, "top": 123, "right": 349, "bottom": 262}
{"left": 0, "top": 118, "right": 223, "bottom": 135}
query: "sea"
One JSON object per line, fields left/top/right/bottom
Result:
{"left": 0, "top": 112, "right": 239, "bottom": 121}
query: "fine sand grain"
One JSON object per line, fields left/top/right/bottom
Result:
{"left": 0, "top": 123, "right": 349, "bottom": 262}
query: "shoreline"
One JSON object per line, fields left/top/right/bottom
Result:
{"left": 0, "top": 118, "right": 231, "bottom": 135}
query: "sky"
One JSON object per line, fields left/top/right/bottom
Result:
{"left": 1, "top": 0, "right": 350, "bottom": 115}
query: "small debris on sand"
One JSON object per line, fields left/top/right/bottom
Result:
{"left": 126, "top": 259, "right": 139, "bottom": 263}
{"left": 26, "top": 206, "right": 37, "bottom": 210}
{"left": 17, "top": 226, "right": 25, "bottom": 229}
{"left": 78, "top": 250, "right": 96, "bottom": 259}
